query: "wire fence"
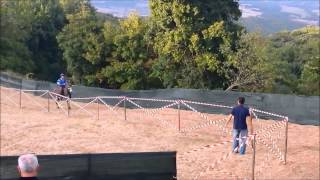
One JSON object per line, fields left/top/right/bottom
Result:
{"left": 1, "top": 86, "right": 289, "bottom": 180}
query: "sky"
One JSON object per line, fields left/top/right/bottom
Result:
{"left": 91, "top": 0, "right": 319, "bottom": 26}
{"left": 91, "top": 0, "right": 149, "bottom": 17}
{"left": 239, "top": 0, "right": 319, "bottom": 25}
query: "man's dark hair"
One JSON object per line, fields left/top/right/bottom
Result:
{"left": 238, "top": 97, "right": 245, "bottom": 104}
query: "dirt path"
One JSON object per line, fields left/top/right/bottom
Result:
{"left": 1, "top": 87, "right": 319, "bottom": 179}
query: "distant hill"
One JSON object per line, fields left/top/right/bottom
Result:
{"left": 91, "top": 0, "right": 319, "bottom": 35}
{"left": 239, "top": 0, "right": 319, "bottom": 34}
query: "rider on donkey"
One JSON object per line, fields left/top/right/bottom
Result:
{"left": 56, "top": 73, "right": 68, "bottom": 96}
{"left": 55, "top": 73, "right": 72, "bottom": 109}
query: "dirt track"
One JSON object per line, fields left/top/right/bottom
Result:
{"left": 1, "top": 87, "right": 319, "bottom": 179}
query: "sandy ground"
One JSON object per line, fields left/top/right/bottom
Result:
{"left": 0, "top": 87, "right": 319, "bottom": 179}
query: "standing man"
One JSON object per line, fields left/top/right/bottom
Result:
{"left": 17, "top": 154, "right": 39, "bottom": 180}
{"left": 226, "top": 97, "right": 253, "bottom": 155}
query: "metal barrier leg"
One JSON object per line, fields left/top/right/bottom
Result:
{"left": 252, "top": 134, "right": 256, "bottom": 180}
{"left": 284, "top": 118, "right": 289, "bottom": 164}
{"left": 19, "top": 89, "right": 22, "bottom": 109}
{"left": 178, "top": 100, "right": 181, "bottom": 132}
{"left": 124, "top": 97, "right": 127, "bottom": 121}
{"left": 67, "top": 99, "right": 70, "bottom": 117}
{"left": 97, "top": 98, "right": 100, "bottom": 120}
{"left": 47, "top": 91, "right": 50, "bottom": 112}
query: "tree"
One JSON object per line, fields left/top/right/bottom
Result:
{"left": 1, "top": 0, "right": 66, "bottom": 81}
{"left": 100, "top": 12, "right": 150, "bottom": 89}
{"left": 26, "top": 0, "right": 66, "bottom": 81}
{"left": 299, "top": 55, "right": 320, "bottom": 96}
{"left": 225, "top": 32, "right": 274, "bottom": 91}
{"left": 57, "top": 0, "right": 104, "bottom": 84}
{"left": 297, "top": 27, "right": 320, "bottom": 95}
{"left": 59, "top": 0, "right": 83, "bottom": 14}
{"left": 265, "top": 26, "right": 320, "bottom": 94}
{"left": 0, "top": 0, "right": 35, "bottom": 74}
{"left": 148, "top": 0, "right": 242, "bottom": 89}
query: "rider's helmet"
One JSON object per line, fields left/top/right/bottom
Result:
{"left": 60, "top": 73, "right": 65, "bottom": 77}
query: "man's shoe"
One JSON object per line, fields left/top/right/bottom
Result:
{"left": 233, "top": 148, "right": 239, "bottom": 153}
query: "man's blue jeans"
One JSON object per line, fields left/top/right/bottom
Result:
{"left": 232, "top": 129, "right": 248, "bottom": 155}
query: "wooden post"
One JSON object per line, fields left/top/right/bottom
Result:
{"left": 47, "top": 91, "right": 50, "bottom": 112}
{"left": 284, "top": 117, "right": 289, "bottom": 164}
{"left": 178, "top": 100, "right": 181, "bottom": 132}
{"left": 124, "top": 97, "right": 127, "bottom": 120}
{"left": 67, "top": 99, "right": 70, "bottom": 117}
{"left": 97, "top": 98, "right": 100, "bottom": 120}
{"left": 19, "top": 89, "right": 22, "bottom": 109}
{"left": 252, "top": 134, "right": 256, "bottom": 180}
{"left": 19, "top": 80, "right": 22, "bottom": 109}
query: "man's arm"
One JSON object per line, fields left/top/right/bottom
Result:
{"left": 225, "top": 114, "right": 233, "bottom": 127}
{"left": 226, "top": 107, "right": 235, "bottom": 127}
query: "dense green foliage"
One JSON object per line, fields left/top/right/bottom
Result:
{"left": 57, "top": 0, "right": 105, "bottom": 84}
{"left": 1, "top": 0, "right": 65, "bottom": 81}
{"left": 264, "top": 26, "right": 320, "bottom": 95}
{"left": 148, "top": 0, "right": 242, "bottom": 89}
{"left": 1, "top": 0, "right": 319, "bottom": 95}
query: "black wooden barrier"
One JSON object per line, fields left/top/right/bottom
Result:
{"left": 0, "top": 152, "right": 176, "bottom": 180}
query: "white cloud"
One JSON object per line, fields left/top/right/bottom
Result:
{"left": 239, "top": 4, "right": 262, "bottom": 18}
{"left": 136, "top": 0, "right": 149, "bottom": 8}
{"left": 93, "top": 0, "right": 149, "bottom": 17}
{"left": 291, "top": 18, "right": 319, "bottom": 26}
{"left": 241, "top": 3, "right": 253, "bottom": 7}
{"left": 95, "top": 7, "right": 127, "bottom": 17}
{"left": 312, "top": 9, "right": 320, "bottom": 16}
{"left": 280, "top": 5, "right": 310, "bottom": 18}
{"left": 279, "top": 5, "right": 319, "bottom": 26}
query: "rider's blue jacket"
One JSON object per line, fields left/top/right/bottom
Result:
{"left": 57, "top": 78, "right": 67, "bottom": 88}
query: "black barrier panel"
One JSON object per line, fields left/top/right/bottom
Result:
{"left": 1, "top": 72, "right": 319, "bottom": 125}
{"left": 0, "top": 73, "right": 22, "bottom": 89}
{"left": 0, "top": 152, "right": 176, "bottom": 180}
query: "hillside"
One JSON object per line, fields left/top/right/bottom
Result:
{"left": 239, "top": 0, "right": 319, "bottom": 34}
{"left": 1, "top": 0, "right": 318, "bottom": 95}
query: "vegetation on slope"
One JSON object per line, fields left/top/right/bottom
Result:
{"left": 1, "top": 0, "right": 319, "bottom": 95}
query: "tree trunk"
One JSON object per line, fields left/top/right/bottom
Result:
{"left": 225, "top": 84, "right": 237, "bottom": 91}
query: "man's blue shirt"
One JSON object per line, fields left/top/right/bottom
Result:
{"left": 57, "top": 78, "right": 66, "bottom": 88}
{"left": 231, "top": 105, "right": 250, "bottom": 130}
